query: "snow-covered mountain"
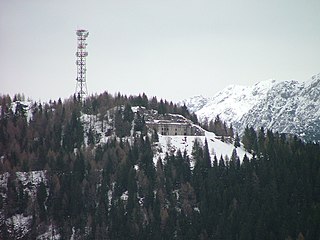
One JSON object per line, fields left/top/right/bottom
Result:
{"left": 181, "top": 95, "right": 209, "bottom": 113}
{"left": 182, "top": 73, "right": 320, "bottom": 142}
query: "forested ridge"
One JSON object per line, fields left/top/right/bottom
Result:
{"left": 0, "top": 92, "right": 320, "bottom": 239}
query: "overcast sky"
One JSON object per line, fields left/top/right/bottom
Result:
{"left": 1, "top": 0, "right": 320, "bottom": 103}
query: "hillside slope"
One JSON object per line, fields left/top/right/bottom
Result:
{"left": 1, "top": 91, "right": 320, "bottom": 239}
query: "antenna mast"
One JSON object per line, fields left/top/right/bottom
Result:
{"left": 75, "top": 29, "right": 89, "bottom": 102}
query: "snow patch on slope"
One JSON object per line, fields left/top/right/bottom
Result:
{"left": 6, "top": 214, "right": 33, "bottom": 239}
{"left": 36, "top": 224, "right": 61, "bottom": 240}
{"left": 16, "top": 171, "right": 48, "bottom": 199}
{"left": 81, "top": 113, "right": 112, "bottom": 145}
{"left": 154, "top": 130, "right": 250, "bottom": 167}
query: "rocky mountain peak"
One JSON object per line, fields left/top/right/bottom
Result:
{"left": 183, "top": 73, "right": 320, "bottom": 142}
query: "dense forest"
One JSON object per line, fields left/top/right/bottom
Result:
{"left": 0, "top": 92, "right": 320, "bottom": 239}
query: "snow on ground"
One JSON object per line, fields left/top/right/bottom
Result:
{"left": 1, "top": 170, "right": 49, "bottom": 237}
{"left": 0, "top": 172, "right": 10, "bottom": 199}
{"left": 80, "top": 111, "right": 250, "bottom": 167}
{"left": 16, "top": 170, "right": 48, "bottom": 199}
{"left": 6, "top": 214, "right": 33, "bottom": 239}
{"left": 10, "top": 100, "right": 34, "bottom": 122}
{"left": 81, "top": 113, "right": 112, "bottom": 145}
{"left": 36, "top": 224, "right": 61, "bottom": 240}
{"left": 0, "top": 171, "right": 48, "bottom": 202}
{"left": 154, "top": 131, "right": 250, "bottom": 167}
{"left": 121, "top": 191, "right": 129, "bottom": 201}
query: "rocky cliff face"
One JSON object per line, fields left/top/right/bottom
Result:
{"left": 183, "top": 73, "right": 320, "bottom": 142}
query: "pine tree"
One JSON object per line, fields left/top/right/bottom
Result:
{"left": 134, "top": 112, "right": 146, "bottom": 133}
{"left": 37, "top": 182, "right": 47, "bottom": 221}
{"left": 234, "top": 132, "right": 241, "bottom": 148}
{"left": 203, "top": 139, "right": 211, "bottom": 169}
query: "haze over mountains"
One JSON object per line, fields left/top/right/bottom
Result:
{"left": 183, "top": 73, "right": 320, "bottom": 142}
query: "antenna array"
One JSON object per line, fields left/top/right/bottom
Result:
{"left": 75, "top": 29, "right": 89, "bottom": 102}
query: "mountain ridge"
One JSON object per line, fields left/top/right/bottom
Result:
{"left": 182, "top": 73, "right": 320, "bottom": 142}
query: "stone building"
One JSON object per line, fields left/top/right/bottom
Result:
{"left": 147, "top": 120, "right": 204, "bottom": 136}
{"left": 133, "top": 106, "right": 204, "bottom": 136}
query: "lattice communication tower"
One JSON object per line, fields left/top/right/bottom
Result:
{"left": 75, "top": 29, "right": 89, "bottom": 102}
